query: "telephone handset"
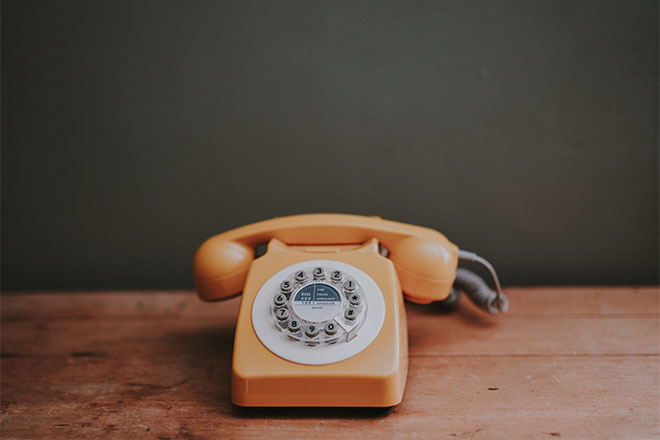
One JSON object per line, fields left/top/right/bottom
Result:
{"left": 193, "top": 214, "right": 507, "bottom": 407}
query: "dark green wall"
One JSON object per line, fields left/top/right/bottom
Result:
{"left": 2, "top": 0, "right": 658, "bottom": 289}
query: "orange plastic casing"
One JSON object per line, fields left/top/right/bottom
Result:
{"left": 231, "top": 239, "right": 406, "bottom": 406}
{"left": 192, "top": 214, "right": 459, "bottom": 406}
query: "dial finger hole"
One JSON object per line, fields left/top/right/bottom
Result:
{"left": 280, "top": 280, "right": 293, "bottom": 293}
{"left": 305, "top": 324, "right": 320, "bottom": 338}
{"left": 348, "top": 292, "right": 362, "bottom": 305}
{"left": 273, "top": 293, "right": 287, "bottom": 306}
{"left": 288, "top": 319, "right": 301, "bottom": 332}
{"left": 324, "top": 321, "right": 338, "bottom": 335}
{"left": 275, "top": 308, "right": 289, "bottom": 321}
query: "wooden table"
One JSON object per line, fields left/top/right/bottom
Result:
{"left": 1, "top": 287, "right": 658, "bottom": 439}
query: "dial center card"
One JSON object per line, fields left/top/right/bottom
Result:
{"left": 291, "top": 283, "right": 343, "bottom": 322}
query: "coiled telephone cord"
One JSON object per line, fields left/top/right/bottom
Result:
{"left": 440, "top": 250, "right": 509, "bottom": 315}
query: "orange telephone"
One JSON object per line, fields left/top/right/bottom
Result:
{"left": 193, "top": 214, "right": 507, "bottom": 407}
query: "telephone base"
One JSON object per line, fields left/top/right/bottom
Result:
{"left": 230, "top": 240, "right": 408, "bottom": 407}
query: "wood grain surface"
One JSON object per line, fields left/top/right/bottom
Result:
{"left": 1, "top": 287, "right": 658, "bottom": 439}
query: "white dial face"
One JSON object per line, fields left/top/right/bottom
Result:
{"left": 251, "top": 260, "right": 386, "bottom": 366}
{"left": 267, "top": 266, "right": 367, "bottom": 345}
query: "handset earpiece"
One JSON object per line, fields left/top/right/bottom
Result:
{"left": 193, "top": 236, "right": 254, "bottom": 301}
{"left": 388, "top": 236, "right": 459, "bottom": 304}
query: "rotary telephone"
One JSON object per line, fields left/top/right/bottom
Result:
{"left": 193, "top": 214, "right": 508, "bottom": 407}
